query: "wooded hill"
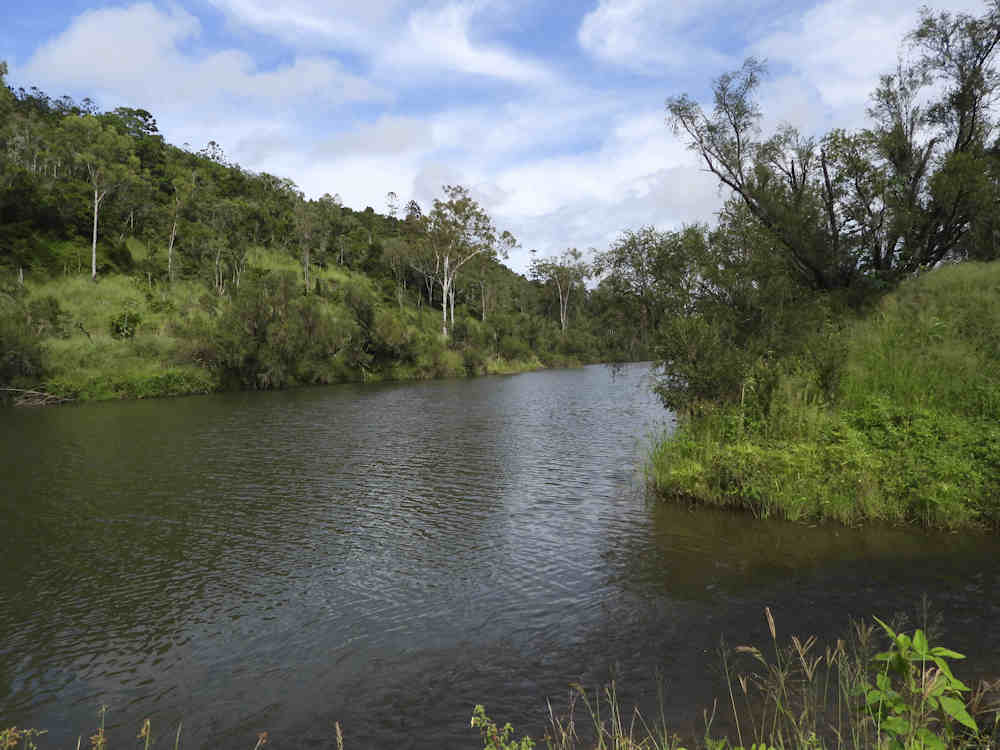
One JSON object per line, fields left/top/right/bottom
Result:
{"left": 0, "top": 63, "right": 656, "bottom": 403}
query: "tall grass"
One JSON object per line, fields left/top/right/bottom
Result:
{"left": 473, "top": 610, "right": 999, "bottom": 750}
{"left": 649, "top": 262, "right": 1000, "bottom": 529}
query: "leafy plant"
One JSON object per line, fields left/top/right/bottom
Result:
{"left": 471, "top": 704, "right": 535, "bottom": 750}
{"left": 865, "top": 618, "right": 978, "bottom": 750}
{"left": 109, "top": 301, "right": 141, "bottom": 339}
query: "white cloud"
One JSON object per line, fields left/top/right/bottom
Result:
{"left": 383, "top": 3, "right": 556, "bottom": 86}
{"left": 316, "top": 116, "right": 435, "bottom": 159}
{"left": 578, "top": 0, "right": 736, "bottom": 72}
{"left": 755, "top": 0, "right": 987, "bottom": 130}
{"left": 18, "top": 3, "right": 383, "bottom": 112}
{"left": 209, "top": 0, "right": 556, "bottom": 87}
{"left": 207, "top": 0, "right": 404, "bottom": 52}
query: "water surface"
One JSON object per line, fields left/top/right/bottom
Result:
{"left": 1, "top": 364, "right": 998, "bottom": 748}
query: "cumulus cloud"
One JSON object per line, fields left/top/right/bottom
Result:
{"left": 209, "top": 0, "right": 556, "bottom": 87}
{"left": 755, "top": 0, "right": 986, "bottom": 130}
{"left": 18, "top": 2, "right": 383, "bottom": 111}
{"left": 383, "top": 3, "right": 557, "bottom": 86}
{"left": 578, "top": 0, "right": 745, "bottom": 72}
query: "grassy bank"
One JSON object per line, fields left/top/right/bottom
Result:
{"left": 2, "top": 241, "right": 589, "bottom": 406}
{"left": 649, "top": 262, "right": 1000, "bottom": 530}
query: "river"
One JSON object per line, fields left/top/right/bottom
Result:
{"left": 1, "top": 363, "right": 998, "bottom": 749}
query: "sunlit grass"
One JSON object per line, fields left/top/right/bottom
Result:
{"left": 649, "top": 261, "right": 1000, "bottom": 530}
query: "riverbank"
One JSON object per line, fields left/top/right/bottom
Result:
{"left": 2, "top": 244, "right": 591, "bottom": 406}
{"left": 649, "top": 261, "right": 1000, "bottom": 530}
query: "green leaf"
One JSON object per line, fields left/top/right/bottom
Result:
{"left": 915, "top": 727, "right": 947, "bottom": 750}
{"left": 866, "top": 689, "right": 885, "bottom": 706}
{"left": 930, "top": 647, "right": 966, "bottom": 660}
{"left": 874, "top": 616, "right": 897, "bottom": 640}
{"left": 881, "top": 716, "right": 910, "bottom": 735}
{"left": 912, "top": 629, "right": 929, "bottom": 657}
{"left": 939, "top": 695, "right": 978, "bottom": 732}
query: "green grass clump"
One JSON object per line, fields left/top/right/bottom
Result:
{"left": 649, "top": 261, "right": 1000, "bottom": 529}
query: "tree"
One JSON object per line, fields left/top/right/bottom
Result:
{"left": 425, "top": 185, "right": 511, "bottom": 337}
{"left": 530, "top": 248, "right": 590, "bottom": 334}
{"left": 166, "top": 169, "right": 196, "bottom": 282}
{"left": 294, "top": 198, "right": 320, "bottom": 293}
{"left": 60, "top": 115, "right": 137, "bottom": 279}
{"left": 667, "top": 3, "right": 1000, "bottom": 291}
{"left": 594, "top": 226, "right": 690, "bottom": 352}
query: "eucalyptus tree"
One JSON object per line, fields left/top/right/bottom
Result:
{"left": 425, "top": 185, "right": 512, "bottom": 337}
{"left": 529, "top": 248, "right": 590, "bottom": 334}
{"left": 294, "top": 198, "right": 320, "bottom": 293}
{"left": 59, "top": 115, "right": 138, "bottom": 279}
{"left": 166, "top": 168, "right": 197, "bottom": 282}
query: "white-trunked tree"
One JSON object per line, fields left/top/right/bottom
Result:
{"left": 425, "top": 185, "right": 514, "bottom": 338}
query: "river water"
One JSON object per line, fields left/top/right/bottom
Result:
{"left": 2, "top": 363, "right": 999, "bottom": 749}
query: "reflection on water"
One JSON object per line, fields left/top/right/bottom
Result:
{"left": 1, "top": 364, "right": 998, "bottom": 749}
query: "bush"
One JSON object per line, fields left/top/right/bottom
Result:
{"left": 649, "top": 262, "right": 1000, "bottom": 529}
{"left": 0, "top": 283, "right": 46, "bottom": 391}
{"left": 110, "top": 300, "right": 142, "bottom": 339}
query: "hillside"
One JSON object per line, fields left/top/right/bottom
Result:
{"left": 0, "top": 71, "right": 648, "bottom": 404}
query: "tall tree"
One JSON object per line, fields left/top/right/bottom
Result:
{"left": 594, "top": 226, "right": 681, "bottom": 351}
{"left": 294, "top": 198, "right": 320, "bottom": 293}
{"left": 667, "top": 3, "right": 1000, "bottom": 290}
{"left": 425, "top": 185, "right": 510, "bottom": 337}
{"left": 60, "top": 115, "right": 137, "bottom": 279}
{"left": 530, "top": 247, "right": 590, "bottom": 334}
{"left": 166, "top": 169, "right": 197, "bottom": 282}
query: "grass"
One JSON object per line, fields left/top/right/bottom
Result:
{"left": 649, "top": 261, "right": 1000, "bottom": 530}
{"left": 10, "top": 244, "right": 576, "bottom": 404}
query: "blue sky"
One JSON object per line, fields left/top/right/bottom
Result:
{"left": 3, "top": 0, "right": 987, "bottom": 272}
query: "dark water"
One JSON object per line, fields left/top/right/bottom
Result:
{"left": 1, "top": 363, "right": 999, "bottom": 749}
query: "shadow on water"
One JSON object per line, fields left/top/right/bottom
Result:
{"left": 1, "top": 363, "right": 998, "bottom": 749}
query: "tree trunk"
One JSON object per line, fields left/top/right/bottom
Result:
{"left": 559, "top": 281, "right": 570, "bottom": 334}
{"left": 441, "top": 277, "right": 450, "bottom": 337}
{"left": 303, "top": 244, "right": 311, "bottom": 293}
{"left": 167, "top": 220, "right": 177, "bottom": 282}
{"left": 441, "top": 256, "right": 451, "bottom": 337}
{"left": 91, "top": 188, "right": 100, "bottom": 280}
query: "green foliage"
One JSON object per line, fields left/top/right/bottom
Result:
{"left": 0, "top": 69, "right": 640, "bottom": 407}
{"left": 0, "top": 282, "right": 46, "bottom": 390}
{"left": 184, "top": 270, "right": 364, "bottom": 389}
{"left": 865, "top": 618, "right": 978, "bottom": 750}
{"left": 650, "top": 262, "right": 1000, "bottom": 529}
{"left": 471, "top": 705, "right": 535, "bottom": 750}
{"left": 109, "top": 300, "right": 141, "bottom": 339}
{"left": 709, "top": 609, "right": 996, "bottom": 750}
{"left": 27, "top": 295, "right": 70, "bottom": 338}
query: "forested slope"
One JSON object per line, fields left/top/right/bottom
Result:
{"left": 0, "top": 64, "right": 651, "bottom": 404}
